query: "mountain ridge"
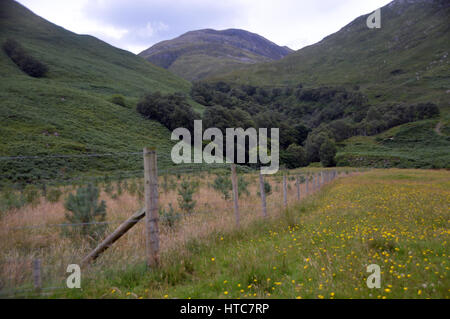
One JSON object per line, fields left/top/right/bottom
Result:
{"left": 139, "top": 28, "right": 293, "bottom": 81}
{"left": 211, "top": 0, "right": 449, "bottom": 111}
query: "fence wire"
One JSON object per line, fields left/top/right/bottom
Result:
{"left": 0, "top": 151, "right": 366, "bottom": 297}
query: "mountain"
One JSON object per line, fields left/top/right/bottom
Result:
{"left": 215, "top": 0, "right": 449, "bottom": 110}
{"left": 139, "top": 29, "right": 293, "bottom": 81}
{"left": 0, "top": 0, "right": 198, "bottom": 180}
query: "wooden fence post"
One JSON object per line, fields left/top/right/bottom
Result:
{"left": 305, "top": 174, "right": 309, "bottom": 195}
{"left": 283, "top": 175, "right": 287, "bottom": 208}
{"left": 296, "top": 176, "right": 300, "bottom": 201}
{"left": 259, "top": 172, "right": 267, "bottom": 218}
{"left": 144, "top": 147, "right": 160, "bottom": 268}
{"left": 317, "top": 173, "right": 320, "bottom": 190}
{"left": 32, "top": 258, "right": 41, "bottom": 291}
{"left": 231, "top": 164, "right": 240, "bottom": 227}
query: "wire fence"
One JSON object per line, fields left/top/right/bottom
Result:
{"left": 0, "top": 150, "right": 367, "bottom": 297}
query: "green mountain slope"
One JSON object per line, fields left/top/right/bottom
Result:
{"left": 139, "top": 29, "right": 293, "bottom": 81}
{"left": 215, "top": 0, "right": 449, "bottom": 110}
{"left": 0, "top": 0, "right": 194, "bottom": 180}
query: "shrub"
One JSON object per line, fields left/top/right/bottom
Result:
{"left": 212, "top": 175, "right": 232, "bottom": 200}
{"left": 3, "top": 39, "right": 48, "bottom": 77}
{"left": 128, "top": 180, "right": 138, "bottom": 196}
{"left": 23, "top": 184, "right": 40, "bottom": 207}
{"left": 0, "top": 188, "right": 25, "bottom": 213}
{"left": 258, "top": 180, "right": 272, "bottom": 197}
{"left": 116, "top": 180, "right": 122, "bottom": 197}
{"left": 320, "top": 139, "right": 337, "bottom": 167}
{"left": 161, "top": 175, "right": 176, "bottom": 194}
{"left": 177, "top": 180, "right": 198, "bottom": 215}
{"left": 110, "top": 94, "right": 126, "bottom": 107}
{"left": 212, "top": 175, "right": 250, "bottom": 200}
{"left": 159, "top": 203, "right": 181, "bottom": 228}
{"left": 46, "top": 188, "right": 62, "bottom": 203}
{"left": 63, "top": 183, "right": 107, "bottom": 243}
{"left": 238, "top": 176, "right": 250, "bottom": 197}
{"left": 104, "top": 181, "right": 113, "bottom": 195}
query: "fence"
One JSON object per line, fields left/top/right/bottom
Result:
{"left": 0, "top": 149, "right": 364, "bottom": 297}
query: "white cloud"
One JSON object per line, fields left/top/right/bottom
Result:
{"left": 16, "top": 0, "right": 393, "bottom": 54}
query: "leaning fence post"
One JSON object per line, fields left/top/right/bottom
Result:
{"left": 259, "top": 172, "right": 267, "bottom": 218}
{"left": 296, "top": 176, "right": 300, "bottom": 201}
{"left": 143, "top": 147, "right": 160, "bottom": 268}
{"left": 32, "top": 258, "right": 41, "bottom": 292}
{"left": 231, "top": 164, "right": 240, "bottom": 227}
{"left": 283, "top": 175, "right": 288, "bottom": 208}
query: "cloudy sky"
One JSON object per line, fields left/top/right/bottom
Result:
{"left": 17, "top": 0, "right": 392, "bottom": 54}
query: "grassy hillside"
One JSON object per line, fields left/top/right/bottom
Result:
{"left": 337, "top": 119, "right": 450, "bottom": 168}
{"left": 0, "top": 0, "right": 198, "bottom": 180}
{"left": 214, "top": 0, "right": 449, "bottom": 113}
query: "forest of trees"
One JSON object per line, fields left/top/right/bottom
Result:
{"left": 137, "top": 81, "right": 439, "bottom": 168}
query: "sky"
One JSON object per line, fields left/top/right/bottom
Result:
{"left": 16, "top": 0, "right": 393, "bottom": 54}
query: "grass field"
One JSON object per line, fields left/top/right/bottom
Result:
{"left": 337, "top": 119, "right": 450, "bottom": 168}
{"left": 0, "top": 168, "right": 448, "bottom": 299}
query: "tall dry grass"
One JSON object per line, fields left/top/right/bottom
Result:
{"left": 0, "top": 169, "right": 353, "bottom": 294}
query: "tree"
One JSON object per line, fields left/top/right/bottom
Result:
{"left": 136, "top": 92, "right": 197, "bottom": 132}
{"left": 283, "top": 143, "right": 307, "bottom": 168}
{"left": 293, "top": 124, "right": 310, "bottom": 145}
{"left": 305, "top": 131, "right": 330, "bottom": 163}
{"left": 319, "top": 139, "right": 337, "bottom": 167}
{"left": 177, "top": 180, "right": 198, "bottom": 215}
{"left": 159, "top": 203, "right": 181, "bottom": 228}
{"left": 63, "top": 183, "right": 107, "bottom": 242}
{"left": 212, "top": 175, "right": 250, "bottom": 200}
{"left": 212, "top": 175, "right": 232, "bottom": 200}
{"left": 203, "top": 105, "right": 236, "bottom": 132}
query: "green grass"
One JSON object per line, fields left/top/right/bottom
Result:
{"left": 50, "top": 169, "right": 449, "bottom": 299}
{"left": 336, "top": 119, "right": 450, "bottom": 168}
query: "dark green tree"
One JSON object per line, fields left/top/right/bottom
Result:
{"left": 319, "top": 139, "right": 337, "bottom": 167}
{"left": 177, "top": 180, "right": 198, "bottom": 215}
{"left": 283, "top": 143, "right": 308, "bottom": 168}
{"left": 63, "top": 183, "right": 107, "bottom": 242}
{"left": 305, "top": 131, "right": 330, "bottom": 162}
